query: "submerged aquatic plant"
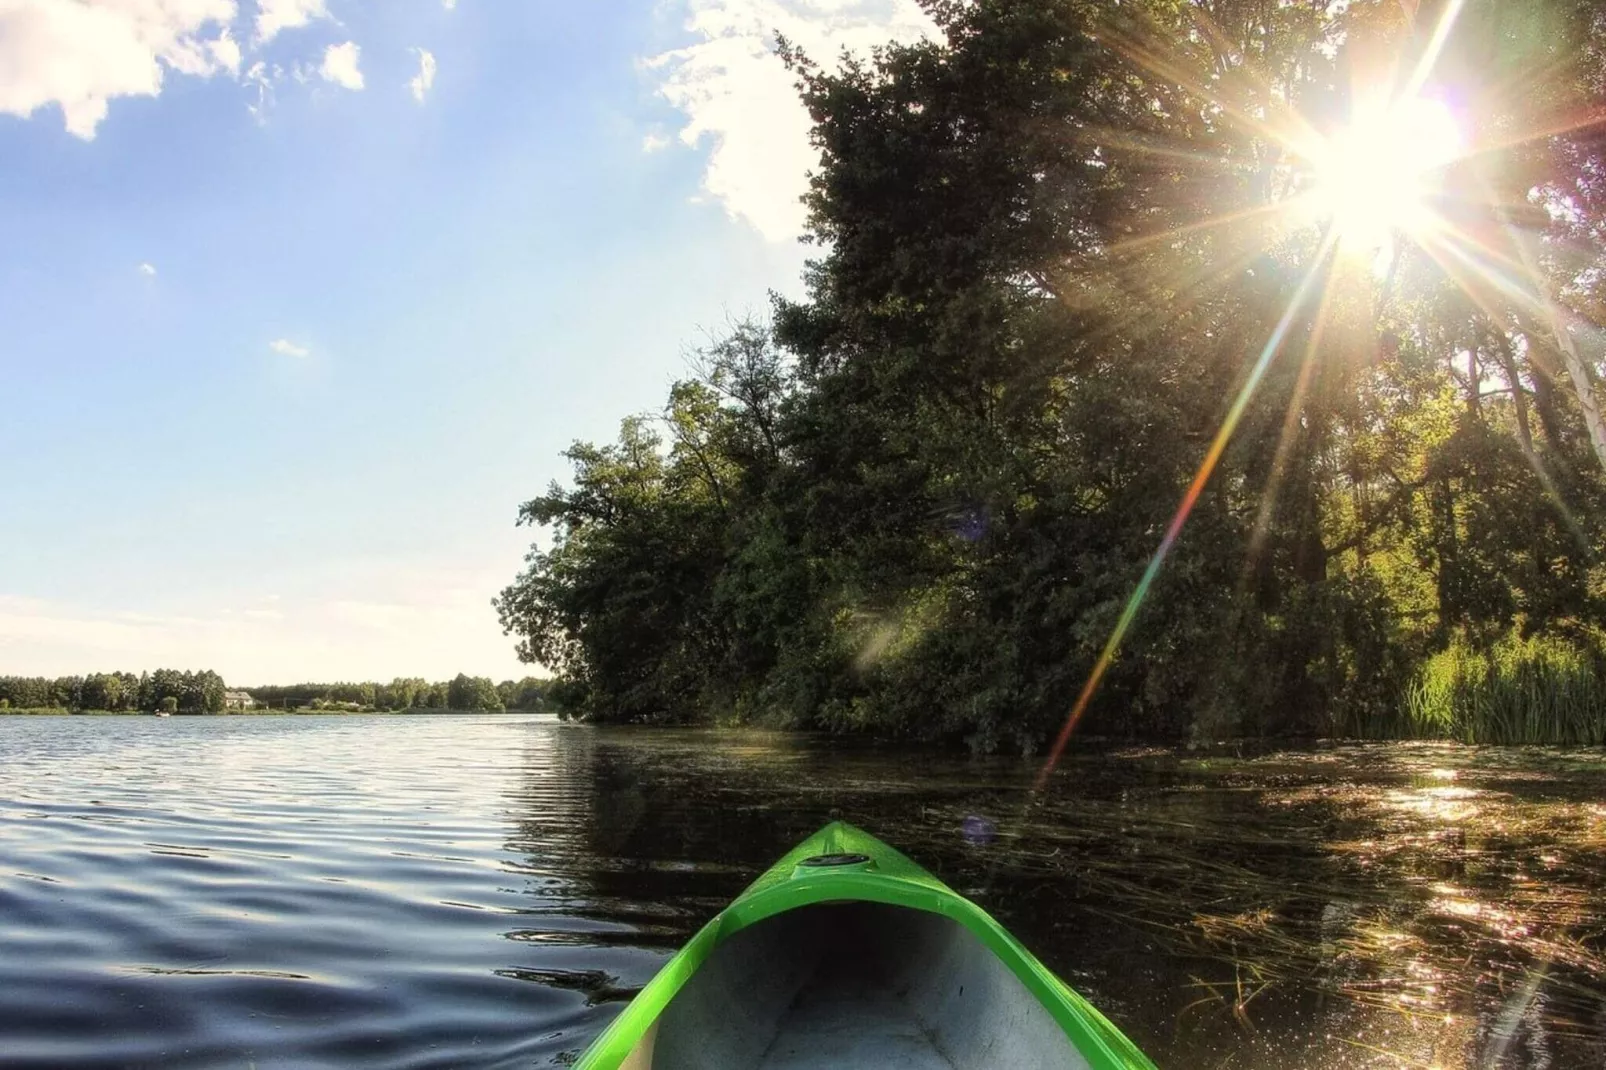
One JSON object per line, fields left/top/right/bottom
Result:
{"left": 902, "top": 744, "right": 1606, "bottom": 1066}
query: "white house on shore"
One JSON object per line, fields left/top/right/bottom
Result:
{"left": 223, "top": 690, "right": 259, "bottom": 710}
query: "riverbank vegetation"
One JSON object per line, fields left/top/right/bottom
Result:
{"left": 246, "top": 675, "right": 550, "bottom": 712}
{"left": 498, "top": 0, "right": 1606, "bottom": 748}
{"left": 0, "top": 673, "right": 553, "bottom": 715}
{"left": 1403, "top": 628, "right": 1606, "bottom": 744}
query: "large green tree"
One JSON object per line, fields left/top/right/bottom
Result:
{"left": 499, "top": 0, "right": 1606, "bottom": 746}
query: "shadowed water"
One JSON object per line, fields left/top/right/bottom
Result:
{"left": 0, "top": 715, "right": 1601, "bottom": 1068}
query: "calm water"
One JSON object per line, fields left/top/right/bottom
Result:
{"left": 1, "top": 715, "right": 1602, "bottom": 1069}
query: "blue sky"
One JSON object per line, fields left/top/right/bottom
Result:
{"left": 0, "top": 0, "right": 933, "bottom": 684}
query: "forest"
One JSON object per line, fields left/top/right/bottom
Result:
{"left": 497, "top": 0, "right": 1606, "bottom": 749}
{"left": 0, "top": 673, "right": 553, "bottom": 714}
{"left": 0, "top": 670, "right": 228, "bottom": 715}
{"left": 246, "top": 676, "right": 552, "bottom": 712}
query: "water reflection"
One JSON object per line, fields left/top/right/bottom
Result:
{"left": 0, "top": 716, "right": 1600, "bottom": 1068}
{"left": 539, "top": 730, "right": 1606, "bottom": 1069}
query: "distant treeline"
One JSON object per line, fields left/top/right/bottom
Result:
{"left": 248, "top": 675, "right": 554, "bottom": 712}
{"left": 0, "top": 670, "right": 225, "bottom": 713}
{"left": 0, "top": 672, "right": 553, "bottom": 714}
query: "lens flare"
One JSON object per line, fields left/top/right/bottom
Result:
{"left": 1034, "top": 234, "right": 1336, "bottom": 790}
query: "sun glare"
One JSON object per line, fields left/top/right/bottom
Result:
{"left": 1310, "top": 96, "right": 1464, "bottom": 252}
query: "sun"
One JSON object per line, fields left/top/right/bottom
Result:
{"left": 1309, "top": 95, "right": 1465, "bottom": 253}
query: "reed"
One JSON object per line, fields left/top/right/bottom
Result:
{"left": 1403, "top": 629, "right": 1606, "bottom": 745}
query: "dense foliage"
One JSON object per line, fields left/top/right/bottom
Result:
{"left": 499, "top": 0, "right": 1606, "bottom": 748}
{"left": 237, "top": 675, "right": 553, "bottom": 712}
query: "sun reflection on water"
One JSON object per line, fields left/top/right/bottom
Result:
{"left": 1010, "top": 744, "right": 1606, "bottom": 1064}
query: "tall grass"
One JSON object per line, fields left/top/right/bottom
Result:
{"left": 1404, "top": 629, "right": 1606, "bottom": 744}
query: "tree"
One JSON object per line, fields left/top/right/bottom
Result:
{"left": 499, "top": 0, "right": 1606, "bottom": 746}
{"left": 0, "top": 677, "right": 47, "bottom": 709}
{"left": 81, "top": 673, "right": 124, "bottom": 712}
{"left": 510, "top": 676, "right": 554, "bottom": 710}
{"left": 378, "top": 678, "right": 423, "bottom": 710}
{"left": 49, "top": 677, "right": 83, "bottom": 709}
{"left": 446, "top": 673, "right": 503, "bottom": 711}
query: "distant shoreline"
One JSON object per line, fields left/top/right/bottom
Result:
{"left": 0, "top": 708, "right": 546, "bottom": 717}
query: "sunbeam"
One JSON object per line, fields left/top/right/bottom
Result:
{"left": 1024, "top": 0, "right": 1606, "bottom": 779}
{"left": 1034, "top": 231, "right": 1338, "bottom": 790}
{"left": 1402, "top": 0, "right": 1469, "bottom": 100}
{"left": 1104, "top": 201, "right": 1292, "bottom": 259}
{"left": 1245, "top": 280, "right": 1338, "bottom": 569}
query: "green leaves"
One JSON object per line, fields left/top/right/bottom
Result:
{"left": 446, "top": 674, "right": 504, "bottom": 712}
{"left": 502, "top": 0, "right": 1606, "bottom": 746}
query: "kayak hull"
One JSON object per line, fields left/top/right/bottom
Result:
{"left": 575, "top": 821, "right": 1156, "bottom": 1070}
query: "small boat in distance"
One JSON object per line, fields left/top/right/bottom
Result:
{"left": 154, "top": 711, "right": 171, "bottom": 717}
{"left": 575, "top": 821, "right": 1156, "bottom": 1070}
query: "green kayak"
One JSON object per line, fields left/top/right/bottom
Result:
{"left": 575, "top": 821, "right": 1157, "bottom": 1070}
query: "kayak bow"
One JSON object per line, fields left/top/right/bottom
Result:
{"left": 575, "top": 821, "right": 1157, "bottom": 1070}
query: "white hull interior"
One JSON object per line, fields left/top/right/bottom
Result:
{"left": 622, "top": 902, "right": 1093, "bottom": 1070}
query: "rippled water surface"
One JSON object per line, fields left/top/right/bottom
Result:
{"left": 1, "top": 715, "right": 1603, "bottom": 1068}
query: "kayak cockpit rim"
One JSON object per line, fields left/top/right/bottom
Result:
{"left": 619, "top": 897, "right": 1095, "bottom": 1069}
{"left": 574, "top": 822, "right": 1155, "bottom": 1070}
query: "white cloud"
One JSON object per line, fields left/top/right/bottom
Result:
{"left": 643, "top": 0, "right": 938, "bottom": 241}
{"left": 255, "top": 0, "right": 329, "bottom": 44}
{"left": 268, "top": 338, "right": 310, "bottom": 357}
{"left": 409, "top": 48, "right": 436, "bottom": 103}
{"left": 138, "top": 262, "right": 157, "bottom": 277}
{"left": 319, "top": 41, "right": 363, "bottom": 91}
{"left": 243, "top": 60, "right": 283, "bottom": 119}
{"left": 209, "top": 29, "right": 242, "bottom": 75}
{"left": 442, "top": 0, "right": 457, "bottom": 9}
{"left": 0, "top": 0, "right": 239, "bottom": 139}
{"left": 642, "top": 132, "right": 671, "bottom": 152}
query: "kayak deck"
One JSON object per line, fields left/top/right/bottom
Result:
{"left": 632, "top": 901, "right": 1091, "bottom": 1069}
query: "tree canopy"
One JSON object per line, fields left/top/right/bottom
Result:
{"left": 499, "top": 0, "right": 1606, "bottom": 748}
{"left": 0, "top": 670, "right": 226, "bottom": 714}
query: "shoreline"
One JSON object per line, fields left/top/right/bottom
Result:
{"left": 0, "top": 708, "right": 542, "bottom": 717}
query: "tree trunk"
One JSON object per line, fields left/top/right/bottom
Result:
{"left": 1548, "top": 312, "right": 1606, "bottom": 475}
{"left": 1491, "top": 330, "right": 1536, "bottom": 460}
{"left": 1525, "top": 338, "right": 1570, "bottom": 451}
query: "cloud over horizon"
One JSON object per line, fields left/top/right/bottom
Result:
{"left": 0, "top": 576, "right": 532, "bottom": 685}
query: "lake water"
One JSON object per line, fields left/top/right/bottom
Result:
{"left": 1, "top": 714, "right": 1602, "bottom": 1069}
